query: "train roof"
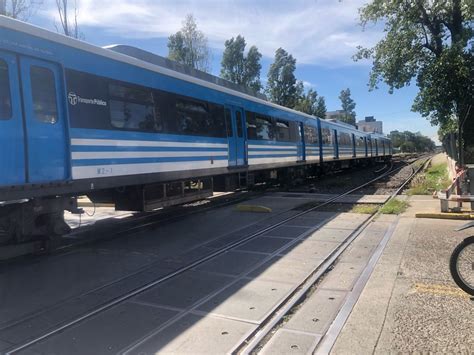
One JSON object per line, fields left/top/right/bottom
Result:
{"left": 104, "top": 44, "right": 268, "bottom": 101}
{"left": 0, "top": 16, "right": 322, "bottom": 122}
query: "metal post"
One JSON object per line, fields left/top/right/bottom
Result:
{"left": 468, "top": 166, "right": 474, "bottom": 211}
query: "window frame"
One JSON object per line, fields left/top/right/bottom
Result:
{"left": 30, "top": 65, "right": 58, "bottom": 124}
{"left": 0, "top": 59, "right": 12, "bottom": 120}
{"left": 255, "top": 114, "right": 275, "bottom": 141}
{"left": 108, "top": 82, "right": 158, "bottom": 132}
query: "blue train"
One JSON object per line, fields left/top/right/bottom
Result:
{"left": 0, "top": 16, "right": 391, "bottom": 243}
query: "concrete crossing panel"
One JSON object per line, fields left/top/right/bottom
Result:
{"left": 194, "top": 250, "right": 264, "bottom": 276}
{"left": 279, "top": 240, "right": 340, "bottom": 260}
{"left": 197, "top": 278, "right": 293, "bottom": 322}
{"left": 235, "top": 236, "right": 293, "bottom": 254}
{"left": 305, "top": 228, "right": 353, "bottom": 243}
{"left": 283, "top": 289, "right": 347, "bottom": 334}
{"left": 126, "top": 313, "right": 253, "bottom": 354}
{"left": 135, "top": 270, "right": 234, "bottom": 309}
{"left": 28, "top": 303, "right": 178, "bottom": 355}
{"left": 260, "top": 329, "right": 321, "bottom": 355}
{"left": 247, "top": 256, "right": 324, "bottom": 284}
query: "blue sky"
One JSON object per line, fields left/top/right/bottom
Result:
{"left": 28, "top": 0, "right": 440, "bottom": 143}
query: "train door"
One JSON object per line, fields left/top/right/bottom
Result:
{"left": 374, "top": 139, "right": 378, "bottom": 156}
{"left": 351, "top": 133, "right": 356, "bottom": 157}
{"left": 333, "top": 129, "right": 338, "bottom": 159}
{"left": 19, "top": 57, "right": 69, "bottom": 183}
{"left": 225, "top": 105, "right": 247, "bottom": 167}
{"left": 296, "top": 122, "right": 305, "bottom": 161}
{"left": 0, "top": 51, "right": 25, "bottom": 186}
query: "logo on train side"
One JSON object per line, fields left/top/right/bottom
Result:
{"left": 68, "top": 92, "right": 107, "bottom": 107}
{"left": 68, "top": 92, "right": 78, "bottom": 106}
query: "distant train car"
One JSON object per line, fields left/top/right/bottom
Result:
{"left": 0, "top": 16, "right": 391, "bottom": 243}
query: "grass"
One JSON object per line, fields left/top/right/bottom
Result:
{"left": 350, "top": 204, "right": 380, "bottom": 214}
{"left": 407, "top": 162, "right": 451, "bottom": 195}
{"left": 380, "top": 198, "right": 410, "bottom": 214}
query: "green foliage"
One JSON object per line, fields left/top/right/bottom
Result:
{"left": 407, "top": 162, "right": 451, "bottom": 195}
{"left": 350, "top": 204, "right": 380, "bottom": 214}
{"left": 355, "top": 1, "right": 473, "bottom": 147}
{"left": 338, "top": 88, "right": 356, "bottom": 125}
{"left": 389, "top": 130, "right": 436, "bottom": 152}
{"left": 266, "top": 48, "right": 299, "bottom": 108}
{"left": 168, "top": 14, "right": 210, "bottom": 72}
{"left": 380, "top": 198, "right": 410, "bottom": 214}
{"left": 294, "top": 85, "right": 327, "bottom": 117}
{"left": 220, "top": 35, "right": 262, "bottom": 92}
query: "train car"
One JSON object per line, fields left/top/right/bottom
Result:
{"left": 0, "top": 16, "right": 390, "bottom": 243}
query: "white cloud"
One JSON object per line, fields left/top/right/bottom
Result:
{"left": 41, "top": 0, "right": 383, "bottom": 66}
{"left": 302, "top": 80, "right": 316, "bottom": 89}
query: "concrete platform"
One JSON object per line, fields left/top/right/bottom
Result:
{"left": 331, "top": 196, "right": 474, "bottom": 354}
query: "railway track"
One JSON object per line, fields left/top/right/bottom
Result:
{"left": 234, "top": 155, "right": 431, "bottom": 355}
{"left": 3, "top": 155, "right": 430, "bottom": 354}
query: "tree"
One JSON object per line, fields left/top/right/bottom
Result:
{"left": 266, "top": 48, "right": 299, "bottom": 108}
{"left": 55, "top": 0, "right": 82, "bottom": 39}
{"left": 168, "top": 14, "right": 210, "bottom": 72}
{"left": 354, "top": 1, "right": 473, "bottom": 163}
{"left": 315, "top": 96, "right": 327, "bottom": 118}
{"left": 339, "top": 88, "right": 356, "bottom": 125}
{"left": 389, "top": 130, "right": 436, "bottom": 153}
{"left": 1, "top": 0, "right": 42, "bottom": 20}
{"left": 220, "top": 35, "right": 262, "bottom": 92}
{"left": 294, "top": 85, "right": 327, "bottom": 118}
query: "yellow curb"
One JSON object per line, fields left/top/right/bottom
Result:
{"left": 415, "top": 212, "right": 474, "bottom": 220}
{"left": 236, "top": 204, "right": 272, "bottom": 213}
{"left": 78, "top": 202, "right": 115, "bottom": 208}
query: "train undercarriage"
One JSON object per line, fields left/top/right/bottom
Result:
{"left": 0, "top": 156, "right": 390, "bottom": 246}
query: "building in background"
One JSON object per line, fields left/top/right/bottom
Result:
{"left": 357, "top": 116, "right": 383, "bottom": 134}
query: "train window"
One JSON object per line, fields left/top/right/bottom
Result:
{"left": 276, "top": 120, "right": 290, "bottom": 141}
{"left": 109, "top": 83, "right": 157, "bottom": 131}
{"left": 246, "top": 111, "right": 257, "bottom": 139}
{"left": 236, "top": 111, "right": 243, "bottom": 137}
{"left": 255, "top": 115, "right": 274, "bottom": 140}
{"left": 110, "top": 101, "right": 156, "bottom": 131}
{"left": 225, "top": 108, "right": 233, "bottom": 137}
{"left": 175, "top": 98, "right": 209, "bottom": 136}
{"left": 209, "top": 103, "right": 226, "bottom": 137}
{"left": 339, "top": 132, "right": 352, "bottom": 146}
{"left": 304, "top": 125, "right": 319, "bottom": 145}
{"left": 66, "top": 69, "right": 110, "bottom": 130}
{"left": 0, "top": 60, "right": 12, "bottom": 120}
{"left": 289, "top": 121, "right": 301, "bottom": 142}
{"left": 321, "top": 128, "right": 332, "bottom": 145}
{"left": 356, "top": 136, "right": 365, "bottom": 147}
{"left": 30, "top": 66, "right": 58, "bottom": 124}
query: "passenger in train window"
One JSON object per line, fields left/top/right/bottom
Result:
{"left": 255, "top": 115, "right": 274, "bottom": 140}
